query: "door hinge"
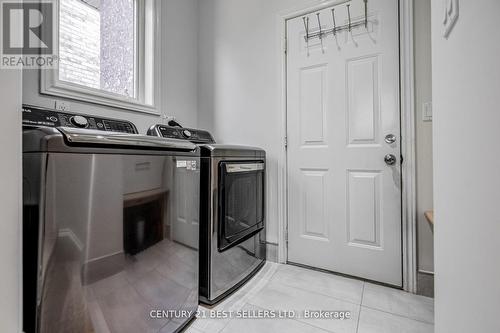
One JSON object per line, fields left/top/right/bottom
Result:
{"left": 284, "top": 37, "right": 288, "bottom": 54}
{"left": 284, "top": 136, "right": 288, "bottom": 149}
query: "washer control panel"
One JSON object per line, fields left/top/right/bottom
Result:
{"left": 22, "top": 105, "right": 138, "bottom": 134}
{"left": 147, "top": 124, "right": 215, "bottom": 144}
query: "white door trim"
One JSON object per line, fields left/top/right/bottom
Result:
{"left": 276, "top": 0, "right": 417, "bottom": 293}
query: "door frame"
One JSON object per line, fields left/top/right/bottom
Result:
{"left": 276, "top": 0, "right": 417, "bottom": 292}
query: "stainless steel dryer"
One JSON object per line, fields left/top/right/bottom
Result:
{"left": 147, "top": 125, "right": 266, "bottom": 305}
{"left": 23, "top": 106, "right": 200, "bottom": 333}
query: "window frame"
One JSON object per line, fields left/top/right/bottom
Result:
{"left": 40, "top": 0, "right": 161, "bottom": 115}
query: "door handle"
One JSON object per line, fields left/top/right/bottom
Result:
{"left": 385, "top": 134, "right": 397, "bottom": 144}
{"left": 384, "top": 154, "right": 397, "bottom": 166}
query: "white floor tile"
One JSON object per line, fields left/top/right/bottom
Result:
{"left": 190, "top": 308, "right": 232, "bottom": 333}
{"left": 362, "top": 283, "right": 434, "bottom": 324}
{"left": 247, "top": 281, "right": 360, "bottom": 333}
{"left": 191, "top": 263, "right": 280, "bottom": 333}
{"left": 179, "top": 326, "right": 204, "bottom": 333}
{"left": 214, "top": 262, "right": 280, "bottom": 311}
{"left": 188, "top": 263, "right": 435, "bottom": 333}
{"left": 272, "top": 264, "right": 364, "bottom": 304}
{"left": 220, "top": 304, "right": 329, "bottom": 333}
{"left": 357, "top": 307, "right": 434, "bottom": 333}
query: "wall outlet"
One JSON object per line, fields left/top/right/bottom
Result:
{"left": 55, "top": 100, "right": 71, "bottom": 112}
{"left": 422, "top": 102, "right": 433, "bottom": 122}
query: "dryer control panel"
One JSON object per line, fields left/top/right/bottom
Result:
{"left": 147, "top": 124, "right": 215, "bottom": 144}
{"left": 22, "top": 105, "right": 138, "bottom": 134}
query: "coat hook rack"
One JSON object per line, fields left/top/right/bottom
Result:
{"left": 316, "top": 13, "right": 323, "bottom": 39}
{"left": 331, "top": 8, "right": 337, "bottom": 35}
{"left": 303, "top": 0, "right": 369, "bottom": 42}
{"left": 347, "top": 4, "right": 352, "bottom": 32}
{"left": 364, "top": 0, "right": 368, "bottom": 28}
{"left": 302, "top": 16, "right": 310, "bottom": 41}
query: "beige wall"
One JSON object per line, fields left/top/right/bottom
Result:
{"left": 414, "top": 0, "right": 434, "bottom": 273}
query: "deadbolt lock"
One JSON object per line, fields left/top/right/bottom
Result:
{"left": 385, "top": 134, "right": 397, "bottom": 144}
{"left": 384, "top": 154, "right": 397, "bottom": 166}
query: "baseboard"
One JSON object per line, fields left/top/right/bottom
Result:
{"left": 418, "top": 269, "right": 434, "bottom": 276}
{"left": 266, "top": 242, "right": 278, "bottom": 263}
{"left": 58, "top": 228, "right": 84, "bottom": 252}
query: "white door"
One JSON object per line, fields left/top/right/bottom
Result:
{"left": 286, "top": 0, "right": 402, "bottom": 286}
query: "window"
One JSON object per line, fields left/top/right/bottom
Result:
{"left": 41, "top": 0, "right": 159, "bottom": 114}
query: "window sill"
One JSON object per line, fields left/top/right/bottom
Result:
{"left": 40, "top": 75, "right": 159, "bottom": 116}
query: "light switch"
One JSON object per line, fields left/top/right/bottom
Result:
{"left": 422, "top": 102, "right": 432, "bottom": 122}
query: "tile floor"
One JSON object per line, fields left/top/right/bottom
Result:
{"left": 186, "top": 262, "right": 434, "bottom": 333}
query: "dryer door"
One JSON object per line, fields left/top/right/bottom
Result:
{"left": 218, "top": 161, "right": 265, "bottom": 252}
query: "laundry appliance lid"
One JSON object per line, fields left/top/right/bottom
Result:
{"left": 58, "top": 127, "right": 197, "bottom": 151}
{"left": 23, "top": 127, "right": 198, "bottom": 154}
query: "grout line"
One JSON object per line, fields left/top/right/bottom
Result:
{"left": 359, "top": 305, "right": 434, "bottom": 326}
{"left": 276, "top": 278, "right": 363, "bottom": 307}
{"left": 356, "top": 283, "right": 365, "bottom": 333}
{"left": 360, "top": 282, "right": 365, "bottom": 305}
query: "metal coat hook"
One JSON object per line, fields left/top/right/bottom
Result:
{"left": 347, "top": 4, "right": 352, "bottom": 32}
{"left": 364, "top": 0, "right": 368, "bottom": 28}
{"left": 331, "top": 8, "right": 337, "bottom": 35}
{"left": 302, "top": 0, "right": 369, "bottom": 42}
{"left": 302, "top": 16, "right": 310, "bottom": 42}
{"left": 316, "top": 13, "right": 323, "bottom": 38}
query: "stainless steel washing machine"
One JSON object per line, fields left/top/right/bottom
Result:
{"left": 147, "top": 125, "right": 266, "bottom": 305}
{"left": 23, "top": 106, "right": 200, "bottom": 333}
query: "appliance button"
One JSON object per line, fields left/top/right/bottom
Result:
{"left": 70, "top": 115, "right": 89, "bottom": 128}
{"left": 49, "top": 116, "right": 58, "bottom": 122}
{"left": 182, "top": 129, "right": 192, "bottom": 138}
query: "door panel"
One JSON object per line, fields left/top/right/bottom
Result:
{"left": 300, "top": 168, "right": 329, "bottom": 240}
{"left": 286, "top": 0, "right": 402, "bottom": 286}
{"left": 347, "top": 56, "right": 379, "bottom": 146}
{"left": 346, "top": 170, "right": 382, "bottom": 249}
{"left": 300, "top": 65, "right": 328, "bottom": 146}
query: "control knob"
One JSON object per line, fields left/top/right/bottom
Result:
{"left": 182, "top": 129, "right": 192, "bottom": 138}
{"left": 70, "top": 115, "right": 88, "bottom": 128}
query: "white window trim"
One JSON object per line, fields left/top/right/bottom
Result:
{"left": 40, "top": 0, "right": 161, "bottom": 115}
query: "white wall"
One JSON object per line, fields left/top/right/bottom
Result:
{"left": 432, "top": 0, "right": 500, "bottom": 331}
{"left": 162, "top": 0, "right": 199, "bottom": 129}
{"left": 414, "top": 0, "right": 434, "bottom": 273}
{"left": 23, "top": 0, "right": 200, "bottom": 133}
{"left": 0, "top": 69, "right": 23, "bottom": 331}
{"left": 198, "top": 0, "right": 319, "bottom": 244}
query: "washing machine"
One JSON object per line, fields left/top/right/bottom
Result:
{"left": 22, "top": 105, "right": 200, "bottom": 333}
{"left": 147, "top": 124, "right": 266, "bottom": 305}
